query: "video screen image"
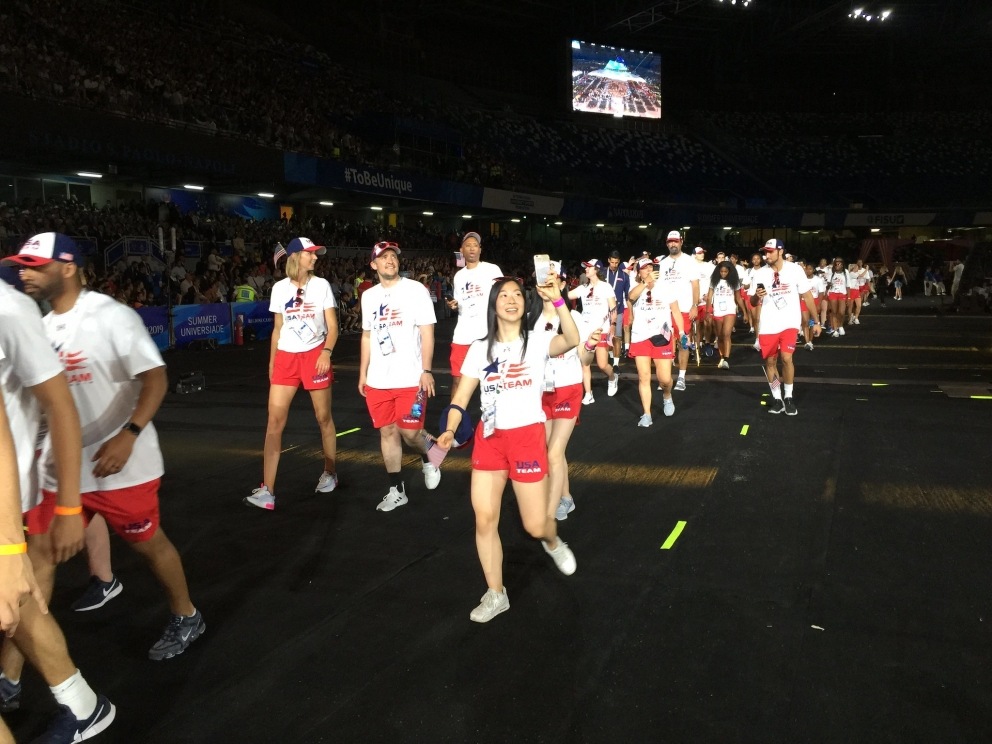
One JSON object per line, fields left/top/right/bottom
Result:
{"left": 571, "top": 40, "right": 662, "bottom": 119}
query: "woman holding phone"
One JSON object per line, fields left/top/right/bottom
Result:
{"left": 437, "top": 276, "right": 580, "bottom": 623}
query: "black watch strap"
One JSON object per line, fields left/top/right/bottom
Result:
{"left": 122, "top": 422, "right": 142, "bottom": 436}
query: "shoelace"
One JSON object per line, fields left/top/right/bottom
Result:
{"left": 159, "top": 615, "right": 186, "bottom": 644}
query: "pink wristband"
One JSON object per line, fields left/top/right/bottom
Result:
{"left": 552, "top": 298, "right": 565, "bottom": 308}
{"left": 583, "top": 342, "right": 595, "bottom": 351}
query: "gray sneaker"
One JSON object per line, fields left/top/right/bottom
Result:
{"left": 663, "top": 397, "right": 675, "bottom": 417}
{"left": 542, "top": 539, "right": 577, "bottom": 575}
{"left": 315, "top": 471, "right": 338, "bottom": 493}
{"left": 0, "top": 676, "right": 21, "bottom": 713}
{"left": 72, "top": 575, "right": 123, "bottom": 612}
{"left": 244, "top": 485, "right": 274, "bottom": 510}
{"left": 674, "top": 377, "right": 686, "bottom": 391}
{"left": 555, "top": 497, "right": 575, "bottom": 521}
{"left": 637, "top": 413, "right": 653, "bottom": 428}
{"left": 149, "top": 610, "right": 205, "bottom": 660}
{"left": 470, "top": 588, "right": 509, "bottom": 623}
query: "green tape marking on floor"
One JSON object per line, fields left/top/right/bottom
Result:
{"left": 871, "top": 383, "right": 888, "bottom": 387}
{"left": 336, "top": 427, "right": 361, "bottom": 437}
{"left": 740, "top": 424, "right": 749, "bottom": 436}
{"left": 971, "top": 395, "right": 992, "bottom": 400}
{"left": 661, "top": 520, "right": 687, "bottom": 550}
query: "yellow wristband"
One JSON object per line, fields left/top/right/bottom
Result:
{"left": 54, "top": 505, "right": 83, "bottom": 516}
{"left": 0, "top": 543, "right": 27, "bottom": 556}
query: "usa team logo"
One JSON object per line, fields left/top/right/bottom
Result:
{"left": 59, "top": 350, "right": 93, "bottom": 385}
{"left": 482, "top": 360, "right": 532, "bottom": 390}
{"left": 553, "top": 400, "right": 572, "bottom": 414}
{"left": 515, "top": 460, "right": 543, "bottom": 475}
{"left": 374, "top": 303, "right": 403, "bottom": 327}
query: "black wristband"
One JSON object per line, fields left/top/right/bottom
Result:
{"left": 122, "top": 422, "right": 142, "bottom": 436}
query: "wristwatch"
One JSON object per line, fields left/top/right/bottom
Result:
{"left": 122, "top": 422, "right": 142, "bottom": 436}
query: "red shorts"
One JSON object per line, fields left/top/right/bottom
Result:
{"left": 449, "top": 343, "right": 471, "bottom": 378}
{"left": 827, "top": 292, "right": 846, "bottom": 302}
{"left": 622, "top": 308, "right": 631, "bottom": 327}
{"left": 471, "top": 422, "right": 547, "bottom": 483}
{"left": 629, "top": 337, "right": 675, "bottom": 360}
{"left": 847, "top": 289, "right": 860, "bottom": 301}
{"left": 26, "top": 479, "right": 161, "bottom": 543}
{"left": 695, "top": 303, "right": 709, "bottom": 321}
{"left": 681, "top": 312, "right": 692, "bottom": 334}
{"left": 365, "top": 386, "right": 424, "bottom": 429}
{"left": 542, "top": 382, "right": 583, "bottom": 420}
{"left": 859, "top": 285, "right": 870, "bottom": 296}
{"left": 758, "top": 329, "right": 798, "bottom": 359}
{"left": 712, "top": 310, "right": 735, "bottom": 321}
{"left": 271, "top": 346, "right": 332, "bottom": 390}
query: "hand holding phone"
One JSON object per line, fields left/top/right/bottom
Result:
{"left": 534, "top": 254, "right": 551, "bottom": 286}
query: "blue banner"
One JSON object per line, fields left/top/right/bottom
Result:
{"left": 136, "top": 306, "right": 170, "bottom": 351}
{"left": 232, "top": 301, "right": 274, "bottom": 341}
{"left": 172, "top": 303, "right": 232, "bottom": 348}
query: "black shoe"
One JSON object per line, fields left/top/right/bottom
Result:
{"left": 767, "top": 398, "right": 785, "bottom": 414}
{"left": 783, "top": 397, "right": 798, "bottom": 416}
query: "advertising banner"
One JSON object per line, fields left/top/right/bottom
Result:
{"left": 232, "top": 301, "right": 274, "bottom": 341}
{"left": 136, "top": 306, "right": 170, "bottom": 351}
{"left": 481, "top": 188, "right": 564, "bottom": 216}
{"left": 172, "top": 303, "right": 232, "bottom": 348}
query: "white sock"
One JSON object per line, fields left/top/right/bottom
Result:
{"left": 784, "top": 383, "right": 794, "bottom": 398}
{"left": 50, "top": 669, "right": 98, "bottom": 720}
{"left": 678, "top": 369, "right": 686, "bottom": 380}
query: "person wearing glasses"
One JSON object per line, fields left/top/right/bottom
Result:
{"left": 567, "top": 259, "right": 617, "bottom": 404}
{"left": 446, "top": 232, "right": 503, "bottom": 390}
{"left": 246, "top": 238, "right": 339, "bottom": 510}
{"left": 628, "top": 257, "right": 685, "bottom": 426}
{"left": 656, "top": 231, "right": 700, "bottom": 391}
{"left": 437, "top": 276, "right": 580, "bottom": 623}
{"left": 749, "top": 239, "right": 821, "bottom": 416}
{"left": 359, "top": 241, "right": 444, "bottom": 512}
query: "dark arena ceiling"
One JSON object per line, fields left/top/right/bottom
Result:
{"left": 250, "top": 0, "right": 992, "bottom": 110}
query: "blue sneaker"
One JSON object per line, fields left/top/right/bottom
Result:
{"left": 0, "top": 676, "right": 21, "bottom": 713}
{"left": 31, "top": 694, "right": 116, "bottom": 743}
{"left": 71, "top": 575, "right": 123, "bottom": 612}
{"left": 149, "top": 610, "right": 206, "bottom": 660}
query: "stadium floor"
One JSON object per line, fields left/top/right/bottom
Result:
{"left": 9, "top": 293, "right": 992, "bottom": 744}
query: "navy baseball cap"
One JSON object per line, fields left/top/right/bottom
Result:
{"left": 285, "top": 237, "right": 326, "bottom": 256}
{"left": 763, "top": 239, "right": 785, "bottom": 251}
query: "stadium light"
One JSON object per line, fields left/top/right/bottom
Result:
{"left": 423, "top": 211, "right": 434, "bottom": 216}
{"left": 717, "top": 0, "right": 753, "bottom": 7}
{"left": 638, "top": 225, "right": 648, "bottom": 229}
{"left": 370, "top": 206, "right": 383, "bottom": 211}
{"left": 595, "top": 223, "right": 605, "bottom": 228}
{"left": 554, "top": 221, "right": 563, "bottom": 226}
{"left": 511, "top": 218, "right": 521, "bottom": 223}
{"left": 462, "top": 214, "right": 473, "bottom": 219}
{"left": 184, "top": 184, "right": 204, "bottom": 191}
{"left": 849, "top": 6, "right": 892, "bottom": 21}
{"left": 76, "top": 171, "right": 102, "bottom": 178}
{"left": 257, "top": 192, "right": 274, "bottom": 198}
{"left": 319, "top": 201, "right": 334, "bottom": 206}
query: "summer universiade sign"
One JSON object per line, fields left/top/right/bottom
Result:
{"left": 480, "top": 188, "right": 565, "bottom": 216}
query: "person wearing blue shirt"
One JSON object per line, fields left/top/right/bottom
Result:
{"left": 604, "top": 250, "right": 631, "bottom": 369}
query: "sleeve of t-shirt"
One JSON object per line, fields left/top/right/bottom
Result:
{"left": 361, "top": 292, "right": 374, "bottom": 332}
{"left": 318, "top": 280, "right": 337, "bottom": 310}
{"left": 0, "top": 304, "right": 63, "bottom": 388}
{"left": 795, "top": 267, "right": 812, "bottom": 295}
{"left": 412, "top": 282, "right": 437, "bottom": 327}
{"left": 460, "top": 339, "right": 487, "bottom": 380}
{"left": 110, "top": 304, "right": 165, "bottom": 377}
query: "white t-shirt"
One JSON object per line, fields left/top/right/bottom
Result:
{"left": 361, "top": 278, "right": 437, "bottom": 389}
{"left": 577, "top": 280, "right": 613, "bottom": 335}
{"left": 269, "top": 277, "right": 337, "bottom": 353}
{"left": 657, "top": 252, "right": 699, "bottom": 313}
{"left": 710, "top": 279, "right": 737, "bottom": 316}
{"left": 536, "top": 311, "right": 586, "bottom": 388}
{"left": 809, "top": 274, "right": 826, "bottom": 299}
{"left": 461, "top": 332, "right": 554, "bottom": 430}
{"left": 40, "top": 291, "right": 165, "bottom": 492}
{"left": 630, "top": 283, "right": 678, "bottom": 343}
{"left": 748, "top": 262, "right": 812, "bottom": 335}
{"left": 695, "top": 261, "right": 713, "bottom": 302}
{"left": 452, "top": 261, "right": 503, "bottom": 345}
{"left": 825, "top": 269, "right": 853, "bottom": 295}
{"left": 0, "top": 280, "right": 64, "bottom": 511}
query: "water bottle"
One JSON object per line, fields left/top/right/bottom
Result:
{"left": 410, "top": 389, "right": 426, "bottom": 419}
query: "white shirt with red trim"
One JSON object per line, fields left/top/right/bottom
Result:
{"left": 462, "top": 332, "right": 554, "bottom": 430}
{"left": 748, "top": 263, "right": 812, "bottom": 335}
{"left": 630, "top": 283, "right": 679, "bottom": 343}
{"left": 452, "top": 261, "right": 503, "bottom": 344}
{"left": 810, "top": 274, "right": 826, "bottom": 299}
{"left": 0, "top": 280, "right": 65, "bottom": 511}
{"left": 361, "top": 278, "right": 437, "bottom": 389}
{"left": 536, "top": 311, "right": 586, "bottom": 388}
{"left": 826, "top": 269, "right": 854, "bottom": 294}
{"left": 40, "top": 290, "right": 165, "bottom": 492}
{"left": 656, "top": 252, "right": 698, "bottom": 312}
{"left": 270, "top": 276, "right": 337, "bottom": 353}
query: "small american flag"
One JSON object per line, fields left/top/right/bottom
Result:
{"left": 272, "top": 242, "right": 286, "bottom": 268}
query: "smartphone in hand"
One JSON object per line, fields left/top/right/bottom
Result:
{"left": 534, "top": 254, "right": 551, "bottom": 285}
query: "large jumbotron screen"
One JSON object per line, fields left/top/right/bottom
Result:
{"left": 570, "top": 40, "right": 662, "bottom": 119}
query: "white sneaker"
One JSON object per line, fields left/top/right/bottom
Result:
{"left": 717, "top": 359, "right": 729, "bottom": 369}
{"left": 470, "top": 588, "right": 509, "bottom": 623}
{"left": 805, "top": 342, "right": 814, "bottom": 351}
{"left": 555, "top": 497, "right": 575, "bottom": 520}
{"left": 637, "top": 413, "right": 653, "bottom": 427}
{"left": 838, "top": 326, "right": 846, "bottom": 336}
{"left": 607, "top": 375, "right": 619, "bottom": 397}
{"left": 244, "top": 485, "right": 274, "bottom": 510}
{"left": 753, "top": 341, "right": 761, "bottom": 351}
{"left": 315, "top": 471, "right": 338, "bottom": 493}
{"left": 422, "top": 462, "right": 441, "bottom": 490}
{"left": 831, "top": 330, "right": 840, "bottom": 338}
{"left": 377, "top": 486, "right": 408, "bottom": 512}
{"left": 852, "top": 317, "right": 860, "bottom": 325}
{"left": 674, "top": 377, "right": 686, "bottom": 391}
{"left": 582, "top": 391, "right": 595, "bottom": 405}
{"left": 663, "top": 397, "right": 675, "bottom": 417}
{"left": 542, "top": 538, "right": 577, "bottom": 575}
